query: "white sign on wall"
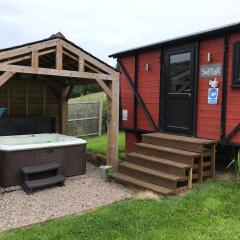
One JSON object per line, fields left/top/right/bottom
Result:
{"left": 122, "top": 110, "right": 128, "bottom": 121}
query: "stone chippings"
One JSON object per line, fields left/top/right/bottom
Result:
{"left": 0, "top": 163, "right": 134, "bottom": 232}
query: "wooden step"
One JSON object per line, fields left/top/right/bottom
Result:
{"left": 21, "top": 162, "right": 60, "bottom": 175}
{"left": 134, "top": 142, "right": 199, "bottom": 165}
{"left": 112, "top": 172, "right": 174, "bottom": 195}
{"left": 126, "top": 152, "right": 191, "bottom": 177}
{"left": 23, "top": 174, "right": 65, "bottom": 194}
{"left": 119, "top": 162, "right": 183, "bottom": 190}
{"left": 142, "top": 133, "right": 216, "bottom": 152}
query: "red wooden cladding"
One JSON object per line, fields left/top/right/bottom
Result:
{"left": 120, "top": 56, "right": 135, "bottom": 129}
{"left": 119, "top": 31, "right": 240, "bottom": 150}
{"left": 197, "top": 37, "right": 224, "bottom": 140}
{"left": 226, "top": 32, "right": 240, "bottom": 143}
{"left": 137, "top": 50, "right": 160, "bottom": 131}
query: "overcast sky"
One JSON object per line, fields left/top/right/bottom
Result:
{"left": 0, "top": 0, "right": 240, "bottom": 66}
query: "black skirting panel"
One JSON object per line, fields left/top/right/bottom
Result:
{"left": 0, "top": 116, "right": 56, "bottom": 136}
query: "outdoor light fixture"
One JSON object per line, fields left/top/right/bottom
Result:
{"left": 207, "top": 52, "right": 212, "bottom": 62}
{"left": 145, "top": 63, "right": 150, "bottom": 71}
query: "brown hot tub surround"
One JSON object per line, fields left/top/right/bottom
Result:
{"left": 0, "top": 133, "right": 86, "bottom": 188}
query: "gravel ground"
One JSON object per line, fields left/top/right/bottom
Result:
{"left": 0, "top": 163, "right": 134, "bottom": 232}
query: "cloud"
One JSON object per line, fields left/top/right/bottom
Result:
{"left": 0, "top": 0, "right": 240, "bottom": 66}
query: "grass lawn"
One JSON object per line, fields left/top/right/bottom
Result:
{"left": 69, "top": 92, "right": 106, "bottom": 102}
{"left": 1, "top": 179, "right": 240, "bottom": 239}
{"left": 86, "top": 132, "right": 125, "bottom": 160}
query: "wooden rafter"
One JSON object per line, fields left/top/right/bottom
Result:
{"left": 63, "top": 49, "right": 105, "bottom": 74}
{"left": 2, "top": 48, "right": 55, "bottom": 65}
{"left": 0, "top": 72, "right": 15, "bottom": 87}
{"left": 60, "top": 39, "right": 118, "bottom": 76}
{"left": 0, "top": 39, "right": 58, "bottom": 61}
{"left": 63, "top": 49, "right": 77, "bottom": 60}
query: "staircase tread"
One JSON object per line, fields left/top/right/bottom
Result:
{"left": 143, "top": 133, "right": 216, "bottom": 145}
{"left": 119, "top": 162, "right": 183, "bottom": 181}
{"left": 127, "top": 152, "right": 191, "bottom": 169}
{"left": 21, "top": 162, "right": 60, "bottom": 175}
{"left": 25, "top": 174, "right": 65, "bottom": 189}
{"left": 135, "top": 142, "right": 200, "bottom": 157}
{"left": 113, "top": 172, "right": 173, "bottom": 195}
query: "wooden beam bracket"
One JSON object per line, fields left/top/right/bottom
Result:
{"left": 65, "top": 85, "right": 74, "bottom": 101}
{"left": 0, "top": 72, "right": 15, "bottom": 87}
{"left": 96, "top": 79, "right": 112, "bottom": 99}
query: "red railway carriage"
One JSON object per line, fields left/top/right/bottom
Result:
{"left": 110, "top": 22, "right": 240, "bottom": 153}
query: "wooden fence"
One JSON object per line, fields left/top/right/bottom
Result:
{"left": 68, "top": 100, "right": 103, "bottom": 137}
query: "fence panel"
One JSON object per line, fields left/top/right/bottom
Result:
{"left": 68, "top": 100, "right": 103, "bottom": 137}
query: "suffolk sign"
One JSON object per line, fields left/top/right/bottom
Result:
{"left": 199, "top": 63, "right": 222, "bottom": 78}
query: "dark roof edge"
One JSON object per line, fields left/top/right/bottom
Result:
{"left": 109, "top": 21, "right": 240, "bottom": 58}
{"left": 0, "top": 34, "right": 118, "bottom": 72}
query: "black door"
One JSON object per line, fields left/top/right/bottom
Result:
{"left": 161, "top": 45, "right": 196, "bottom": 136}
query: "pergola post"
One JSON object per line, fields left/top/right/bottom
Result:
{"left": 106, "top": 75, "right": 120, "bottom": 169}
{"left": 60, "top": 86, "right": 70, "bottom": 135}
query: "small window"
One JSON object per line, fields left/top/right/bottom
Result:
{"left": 169, "top": 52, "right": 191, "bottom": 93}
{"left": 232, "top": 41, "right": 240, "bottom": 86}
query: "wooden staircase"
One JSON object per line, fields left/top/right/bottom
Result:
{"left": 113, "top": 133, "right": 216, "bottom": 195}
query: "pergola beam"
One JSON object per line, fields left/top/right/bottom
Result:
{"left": 0, "top": 64, "right": 116, "bottom": 81}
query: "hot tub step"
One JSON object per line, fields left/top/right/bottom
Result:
{"left": 23, "top": 174, "right": 65, "bottom": 194}
{"left": 21, "top": 162, "right": 60, "bottom": 175}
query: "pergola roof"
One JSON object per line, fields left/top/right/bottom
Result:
{"left": 0, "top": 32, "right": 117, "bottom": 73}
{"left": 0, "top": 32, "right": 119, "bottom": 99}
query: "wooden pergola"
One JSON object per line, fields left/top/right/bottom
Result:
{"left": 0, "top": 33, "right": 119, "bottom": 169}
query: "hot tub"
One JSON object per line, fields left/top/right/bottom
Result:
{"left": 0, "top": 133, "right": 86, "bottom": 187}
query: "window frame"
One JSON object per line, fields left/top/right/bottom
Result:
{"left": 232, "top": 41, "right": 240, "bottom": 87}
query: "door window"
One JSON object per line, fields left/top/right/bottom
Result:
{"left": 169, "top": 52, "right": 191, "bottom": 93}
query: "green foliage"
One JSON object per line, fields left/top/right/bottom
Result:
{"left": 86, "top": 132, "right": 125, "bottom": 160}
{"left": 227, "top": 150, "right": 240, "bottom": 177}
{"left": 1, "top": 180, "right": 240, "bottom": 239}
{"left": 105, "top": 167, "right": 116, "bottom": 182}
{"left": 70, "top": 84, "right": 101, "bottom": 98}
